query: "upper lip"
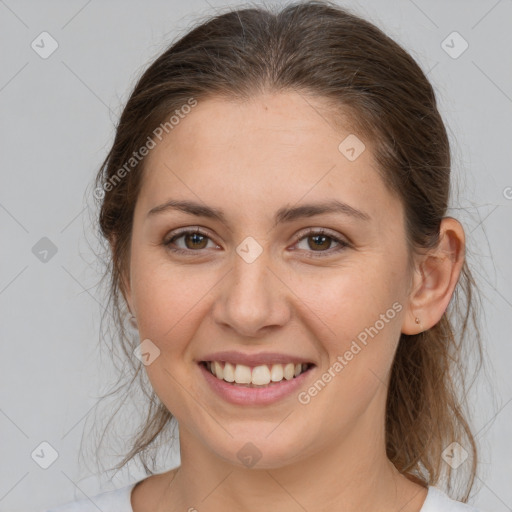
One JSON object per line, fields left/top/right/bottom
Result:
{"left": 198, "top": 351, "right": 316, "bottom": 367}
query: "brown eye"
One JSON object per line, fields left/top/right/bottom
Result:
{"left": 164, "top": 228, "right": 217, "bottom": 253}
{"left": 183, "top": 232, "right": 209, "bottom": 250}
{"left": 294, "top": 228, "right": 349, "bottom": 258}
{"left": 307, "top": 234, "right": 333, "bottom": 251}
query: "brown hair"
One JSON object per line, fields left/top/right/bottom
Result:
{"left": 89, "top": 0, "right": 484, "bottom": 502}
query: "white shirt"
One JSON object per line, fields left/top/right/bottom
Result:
{"left": 44, "top": 482, "right": 485, "bottom": 512}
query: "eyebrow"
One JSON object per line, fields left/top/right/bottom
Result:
{"left": 147, "top": 198, "right": 371, "bottom": 225}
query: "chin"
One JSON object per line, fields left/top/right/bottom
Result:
{"left": 205, "top": 430, "right": 310, "bottom": 470}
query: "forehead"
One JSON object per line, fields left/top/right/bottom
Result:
{"left": 138, "top": 91, "right": 401, "bottom": 226}
{"left": 148, "top": 92, "right": 364, "bottom": 167}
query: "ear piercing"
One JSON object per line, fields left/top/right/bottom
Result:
{"left": 415, "top": 316, "right": 424, "bottom": 333}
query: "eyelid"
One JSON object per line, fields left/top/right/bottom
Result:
{"left": 291, "top": 226, "right": 348, "bottom": 245}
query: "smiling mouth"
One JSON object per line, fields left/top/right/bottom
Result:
{"left": 199, "top": 361, "right": 315, "bottom": 387}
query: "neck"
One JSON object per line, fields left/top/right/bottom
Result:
{"left": 158, "top": 411, "right": 427, "bottom": 512}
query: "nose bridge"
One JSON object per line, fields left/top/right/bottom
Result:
{"left": 214, "top": 235, "right": 289, "bottom": 336}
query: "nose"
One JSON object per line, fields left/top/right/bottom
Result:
{"left": 212, "top": 244, "right": 291, "bottom": 338}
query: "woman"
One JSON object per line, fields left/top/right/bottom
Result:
{"left": 46, "top": 1, "right": 486, "bottom": 510}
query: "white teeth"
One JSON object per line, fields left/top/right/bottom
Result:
{"left": 206, "top": 361, "right": 309, "bottom": 386}
{"left": 223, "top": 362, "right": 235, "bottom": 382}
{"left": 252, "top": 365, "right": 271, "bottom": 385}
{"left": 283, "top": 363, "right": 295, "bottom": 380}
{"left": 234, "top": 364, "right": 252, "bottom": 384}
{"left": 213, "top": 361, "right": 224, "bottom": 380}
{"left": 270, "top": 364, "right": 284, "bottom": 382}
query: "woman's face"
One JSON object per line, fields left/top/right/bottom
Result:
{"left": 125, "top": 91, "right": 414, "bottom": 469}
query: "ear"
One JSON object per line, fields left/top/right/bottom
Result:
{"left": 402, "top": 217, "right": 465, "bottom": 335}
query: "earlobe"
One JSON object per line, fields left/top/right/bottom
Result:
{"left": 402, "top": 217, "right": 465, "bottom": 335}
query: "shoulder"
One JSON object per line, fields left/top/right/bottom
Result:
{"left": 130, "top": 468, "right": 178, "bottom": 511}
{"left": 43, "top": 481, "right": 139, "bottom": 512}
{"left": 421, "top": 486, "right": 486, "bottom": 512}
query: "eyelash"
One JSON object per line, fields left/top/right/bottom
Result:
{"left": 163, "top": 227, "right": 349, "bottom": 258}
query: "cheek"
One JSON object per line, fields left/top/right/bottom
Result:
{"left": 298, "top": 261, "right": 403, "bottom": 331}
{"left": 128, "top": 250, "right": 218, "bottom": 413}
{"left": 129, "top": 247, "right": 218, "bottom": 352}
{"left": 291, "top": 267, "right": 405, "bottom": 423}
{"left": 295, "top": 260, "right": 406, "bottom": 380}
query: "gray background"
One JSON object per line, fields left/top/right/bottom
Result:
{"left": 0, "top": 0, "right": 511, "bottom": 511}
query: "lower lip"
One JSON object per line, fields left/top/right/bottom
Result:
{"left": 198, "top": 362, "right": 315, "bottom": 406}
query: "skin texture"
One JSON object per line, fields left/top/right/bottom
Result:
{"left": 124, "top": 91, "right": 465, "bottom": 512}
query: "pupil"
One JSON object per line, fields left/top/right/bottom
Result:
{"left": 187, "top": 233, "right": 206, "bottom": 249}
{"left": 310, "top": 235, "right": 329, "bottom": 250}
